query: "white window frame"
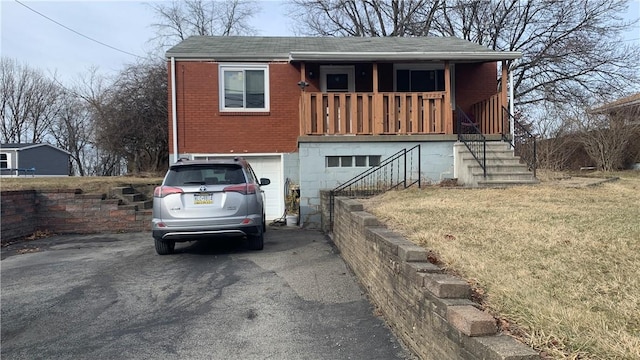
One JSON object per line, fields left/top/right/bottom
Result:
{"left": 218, "top": 64, "right": 270, "bottom": 112}
{"left": 0, "top": 152, "right": 10, "bottom": 169}
{"left": 320, "top": 65, "right": 355, "bottom": 92}
{"left": 326, "top": 155, "right": 381, "bottom": 168}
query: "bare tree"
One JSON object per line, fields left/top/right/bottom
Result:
{"left": 93, "top": 61, "right": 169, "bottom": 174}
{"left": 288, "top": 0, "right": 442, "bottom": 36}
{"left": 0, "top": 57, "right": 63, "bottom": 143}
{"left": 431, "top": 0, "right": 640, "bottom": 106}
{"left": 563, "top": 102, "right": 640, "bottom": 171}
{"left": 50, "top": 91, "right": 94, "bottom": 176}
{"left": 149, "top": 0, "right": 259, "bottom": 49}
{"left": 287, "top": 0, "right": 640, "bottom": 107}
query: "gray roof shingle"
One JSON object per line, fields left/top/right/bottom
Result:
{"left": 166, "top": 36, "right": 521, "bottom": 62}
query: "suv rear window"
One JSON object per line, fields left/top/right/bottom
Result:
{"left": 165, "top": 164, "right": 246, "bottom": 186}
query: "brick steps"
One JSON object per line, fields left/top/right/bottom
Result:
{"left": 110, "top": 186, "right": 153, "bottom": 210}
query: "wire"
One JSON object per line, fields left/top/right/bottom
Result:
{"left": 14, "top": 0, "right": 145, "bottom": 59}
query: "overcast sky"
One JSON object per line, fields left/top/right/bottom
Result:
{"left": 0, "top": 0, "right": 293, "bottom": 83}
{"left": 1, "top": 0, "right": 639, "bottom": 85}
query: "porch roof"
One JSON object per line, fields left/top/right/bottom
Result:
{"left": 166, "top": 36, "right": 521, "bottom": 62}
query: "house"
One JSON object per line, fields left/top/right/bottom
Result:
{"left": 165, "top": 36, "right": 530, "bottom": 228}
{"left": 0, "top": 143, "right": 70, "bottom": 177}
{"left": 592, "top": 92, "right": 640, "bottom": 122}
{"left": 591, "top": 92, "right": 640, "bottom": 169}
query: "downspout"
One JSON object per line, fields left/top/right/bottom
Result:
{"left": 171, "top": 57, "right": 178, "bottom": 163}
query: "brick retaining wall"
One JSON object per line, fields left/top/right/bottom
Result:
{"left": 329, "top": 195, "right": 540, "bottom": 360}
{"left": 1, "top": 190, "right": 38, "bottom": 241}
{"left": 1, "top": 190, "right": 151, "bottom": 243}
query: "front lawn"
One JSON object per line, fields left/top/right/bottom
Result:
{"left": 364, "top": 173, "right": 640, "bottom": 359}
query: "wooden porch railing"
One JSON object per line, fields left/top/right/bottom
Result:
{"left": 300, "top": 92, "right": 448, "bottom": 135}
{"left": 469, "top": 92, "right": 504, "bottom": 135}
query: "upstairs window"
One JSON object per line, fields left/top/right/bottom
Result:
{"left": 219, "top": 65, "right": 269, "bottom": 112}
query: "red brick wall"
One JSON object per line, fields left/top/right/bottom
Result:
{"left": 455, "top": 62, "right": 499, "bottom": 113}
{"left": 168, "top": 61, "right": 301, "bottom": 155}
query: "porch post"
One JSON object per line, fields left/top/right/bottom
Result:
{"left": 501, "top": 60, "right": 508, "bottom": 134}
{"left": 300, "top": 62, "right": 306, "bottom": 136}
{"left": 444, "top": 61, "right": 452, "bottom": 134}
{"left": 373, "top": 62, "right": 383, "bottom": 134}
{"left": 373, "top": 62, "right": 378, "bottom": 93}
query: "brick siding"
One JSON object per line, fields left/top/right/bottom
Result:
{"left": 168, "top": 61, "right": 300, "bottom": 155}
{"left": 455, "top": 62, "right": 499, "bottom": 113}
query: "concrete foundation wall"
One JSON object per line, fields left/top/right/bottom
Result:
{"left": 299, "top": 138, "right": 456, "bottom": 229}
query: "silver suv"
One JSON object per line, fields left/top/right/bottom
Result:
{"left": 152, "top": 157, "right": 270, "bottom": 255}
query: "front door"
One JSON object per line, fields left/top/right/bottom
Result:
{"left": 320, "top": 66, "right": 355, "bottom": 92}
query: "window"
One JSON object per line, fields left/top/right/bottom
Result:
{"left": 396, "top": 69, "right": 445, "bottom": 92}
{"left": 219, "top": 65, "right": 269, "bottom": 111}
{"left": 326, "top": 155, "right": 381, "bottom": 168}
{"left": 320, "top": 66, "right": 355, "bottom": 92}
{"left": 0, "top": 153, "right": 9, "bottom": 169}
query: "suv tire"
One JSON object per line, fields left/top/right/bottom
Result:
{"left": 155, "top": 238, "right": 175, "bottom": 255}
{"left": 247, "top": 231, "right": 264, "bottom": 251}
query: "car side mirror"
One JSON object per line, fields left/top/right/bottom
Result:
{"left": 259, "top": 178, "right": 271, "bottom": 186}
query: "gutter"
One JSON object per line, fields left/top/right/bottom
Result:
{"left": 171, "top": 57, "right": 178, "bottom": 163}
{"left": 165, "top": 51, "right": 523, "bottom": 63}
{"left": 288, "top": 51, "right": 523, "bottom": 62}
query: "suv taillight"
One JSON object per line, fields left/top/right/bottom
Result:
{"left": 223, "top": 183, "right": 257, "bottom": 195}
{"left": 154, "top": 186, "right": 184, "bottom": 198}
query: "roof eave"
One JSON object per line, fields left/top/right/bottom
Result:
{"left": 288, "top": 51, "right": 523, "bottom": 62}
{"left": 167, "top": 51, "right": 523, "bottom": 62}
{"left": 166, "top": 53, "right": 289, "bottom": 61}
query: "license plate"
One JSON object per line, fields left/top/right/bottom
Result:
{"left": 194, "top": 193, "right": 213, "bottom": 205}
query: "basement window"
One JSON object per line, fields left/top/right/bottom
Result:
{"left": 326, "top": 155, "right": 381, "bottom": 168}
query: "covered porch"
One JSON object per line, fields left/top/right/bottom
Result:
{"left": 297, "top": 60, "right": 511, "bottom": 137}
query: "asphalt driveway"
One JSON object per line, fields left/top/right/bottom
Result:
{"left": 0, "top": 228, "right": 414, "bottom": 360}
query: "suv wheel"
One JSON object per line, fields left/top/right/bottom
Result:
{"left": 247, "top": 231, "right": 264, "bottom": 251}
{"left": 155, "top": 238, "right": 175, "bottom": 255}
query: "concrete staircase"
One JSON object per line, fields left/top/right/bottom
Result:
{"left": 110, "top": 186, "right": 153, "bottom": 210}
{"left": 453, "top": 141, "right": 538, "bottom": 188}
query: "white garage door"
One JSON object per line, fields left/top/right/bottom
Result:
{"left": 244, "top": 156, "right": 284, "bottom": 220}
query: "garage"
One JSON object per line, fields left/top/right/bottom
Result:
{"left": 191, "top": 154, "right": 284, "bottom": 220}
{"left": 243, "top": 155, "right": 284, "bottom": 220}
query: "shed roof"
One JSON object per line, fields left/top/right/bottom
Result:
{"left": 0, "top": 143, "right": 71, "bottom": 155}
{"left": 166, "top": 36, "right": 522, "bottom": 62}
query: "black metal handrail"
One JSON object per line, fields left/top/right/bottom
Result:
{"left": 501, "top": 106, "right": 537, "bottom": 178}
{"left": 456, "top": 107, "right": 486, "bottom": 177}
{"left": 329, "top": 145, "right": 421, "bottom": 230}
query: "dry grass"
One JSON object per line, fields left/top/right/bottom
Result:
{"left": 364, "top": 172, "right": 640, "bottom": 359}
{"left": 0, "top": 176, "right": 163, "bottom": 196}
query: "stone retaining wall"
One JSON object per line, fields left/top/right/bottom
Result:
{"left": 1, "top": 190, "right": 151, "bottom": 243}
{"left": 330, "top": 195, "right": 540, "bottom": 360}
